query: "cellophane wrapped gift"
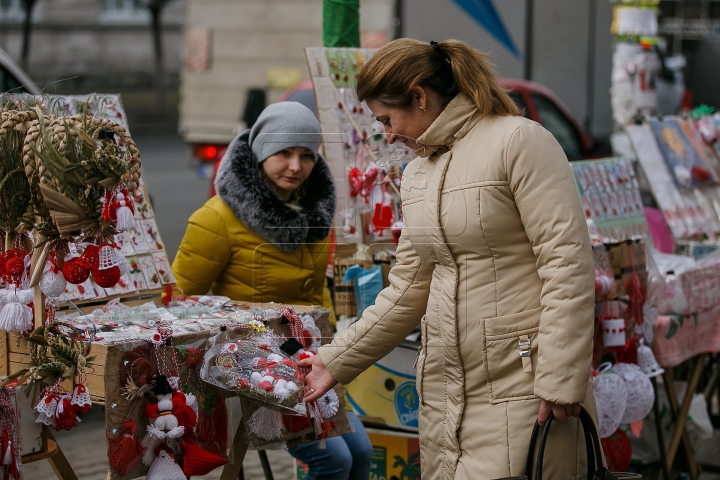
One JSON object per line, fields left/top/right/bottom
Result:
{"left": 200, "top": 326, "right": 306, "bottom": 415}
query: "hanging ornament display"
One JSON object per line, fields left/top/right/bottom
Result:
{"left": 601, "top": 428, "right": 633, "bottom": 472}
{"left": 39, "top": 258, "right": 67, "bottom": 298}
{"left": 601, "top": 318, "right": 627, "bottom": 348}
{"left": 141, "top": 375, "right": 189, "bottom": 466}
{"left": 113, "top": 187, "right": 136, "bottom": 232}
{"left": 636, "top": 340, "right": 664, "bottom": 377}
{"left": 593, "top": 367, "right": 629, "bottom": 438}
{"left": 91, "top": 244, "right": 122, "bottom": 288}
{"left": 0, "top": 286, "right": 34, "bottom": 334}
{"left": 348, "top": 163, "right": 379, "bottom": 204}
{"left": 610, "top": 362, "right": 655, "bottom": 424}
{"left": 145, "top": 448, "right": 185, "bottom": 480}
{"left": 22, "top": 112, "right": 141, "bottom": 287}
{"left": 0, "top": 386, "right": 22, "bottom": 480}
{"left": 595, "top": 269, "right": 615, "bottom": 297}
{"left": 108, "top": 419, "right": 144, "bottom": 477}
{"left": 0, "top": 322, "right": 94, "bottom": 433}
{"left": 0, "top": 248, "right": 29, "bottom": 289}
{"left": 61, "top": 257, "right": 91, "bottom": 285}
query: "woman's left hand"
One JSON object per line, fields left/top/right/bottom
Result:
{"left": 298, "top": 354, "right": 338, "bottom": 402}
{"left": 538, "top": 400, "right": 580, "bottom": 426}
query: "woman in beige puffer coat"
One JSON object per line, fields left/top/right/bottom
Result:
{"left": 302, "top": 39, "right": 600, "bottom": 480}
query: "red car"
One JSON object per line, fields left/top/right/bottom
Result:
{"left": 202, "top": 78, "right": 596, "bottom": 195}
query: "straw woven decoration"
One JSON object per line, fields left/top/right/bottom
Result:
{"left": 0, "top": 110, "right": 38, "bottom": 252}
{"left": 22, "top": 112, "right": 141, "bottom": 285}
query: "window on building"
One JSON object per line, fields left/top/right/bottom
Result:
{"left": 530, "top": 93, "right": 584, "bottom": 160}
{"left": 99, "top": 0, "right": 150, "bottom": 24}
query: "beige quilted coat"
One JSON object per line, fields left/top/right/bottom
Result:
{"left": 319, "top": 93, "right": 598, "bottom": 479}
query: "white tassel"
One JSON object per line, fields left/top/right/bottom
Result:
{"left": 114, "top": 193, "right": 136, "bottom": 232}
{"left": 0, "top": 287, "right": 34, "bottom": 333}
{"left": 247, "top": 407, "right": 283, "bottom": 441}
{"left": 309, "top": 403, "right": 327, "bottom": 449}
{"left": 2, "top": 441, "right": 11, "bottom": 465}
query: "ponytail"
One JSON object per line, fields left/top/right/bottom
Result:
{"left": 356, "top": 38, "right": 519, "bottom": 117}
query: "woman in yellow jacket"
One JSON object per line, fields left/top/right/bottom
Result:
{"left": 172, "top": 102, "right": 371, "bottom": 480}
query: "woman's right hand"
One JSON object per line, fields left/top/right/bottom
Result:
{"left": 298, "top": 354, "right": 338, "bottom": 402}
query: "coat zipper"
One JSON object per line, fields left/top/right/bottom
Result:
{"left": 413, "top": 344, "right": 423, "bottom": 369}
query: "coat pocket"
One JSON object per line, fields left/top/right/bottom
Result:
{"left": 482, "top": 307, "right": 542, "bottom": 404}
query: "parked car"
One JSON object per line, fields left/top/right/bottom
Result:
{"left": 205, "top": 77, "right": 597, "bottom": 196}
{"left": 0, "top": 47, "right": 40, "bottom": 95}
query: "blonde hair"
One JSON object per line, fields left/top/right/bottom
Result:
{"left": 356, "top": 38, "right": 519, "bottom": 117}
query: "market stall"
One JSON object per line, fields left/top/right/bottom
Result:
{"left": 592, "top": 1, "right": 720, "bottom": 477}
{"left": 0, "top": 94, "right": 351, "bottom": 480}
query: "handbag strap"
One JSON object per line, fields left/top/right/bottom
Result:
{"left": 525, "top": 406, "right": 604, "bottom": 480}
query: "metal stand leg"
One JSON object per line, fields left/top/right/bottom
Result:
{"left": 258, "top": 450, "right": 275, "bottom": 480}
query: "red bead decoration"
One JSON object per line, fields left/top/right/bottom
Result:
{"left": 62, "top": 258, "right": 91, "bottom": 284}
{"left": 186, "top": 347, "right": 203, "bottom": 367}
{"left": 92, "top": 265, "right": 122, "bottom": 288}
{"left": 4, "top": 258, "right": 24, "bottom": 276}
{"left": 78, "top": 245, "right": 100, "bottom": 270}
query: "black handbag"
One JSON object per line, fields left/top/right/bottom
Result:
{"left": 496, "top": 406, "right": 641, "bottom": 480}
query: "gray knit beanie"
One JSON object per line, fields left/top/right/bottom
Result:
{"left": 249, "top": 102, "right": 322, "bottom": 163}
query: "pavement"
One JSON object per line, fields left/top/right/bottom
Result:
{"left": 20, "top": 405, "right": 298, "bottom": 479}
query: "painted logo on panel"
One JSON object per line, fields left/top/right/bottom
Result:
{"left": 393, "top": 381, "right": 419, "bottom": 428}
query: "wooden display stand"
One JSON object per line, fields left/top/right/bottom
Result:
{"left": 2, "top": 295, "right": 328, "bottom": 480}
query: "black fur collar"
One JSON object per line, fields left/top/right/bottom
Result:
{"left": 214, "top": 131, "right": 336, "bottom": 252}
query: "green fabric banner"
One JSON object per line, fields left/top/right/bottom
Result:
{"left": 323, "top": 0, "right": 360, "bottom": 48}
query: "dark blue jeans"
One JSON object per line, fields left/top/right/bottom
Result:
{"left": 287, "top": 412, "right": 372, "bottom": 480}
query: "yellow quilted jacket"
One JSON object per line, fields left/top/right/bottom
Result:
{"left": 172, "top": 131, "right": 336, "bottom": 324}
